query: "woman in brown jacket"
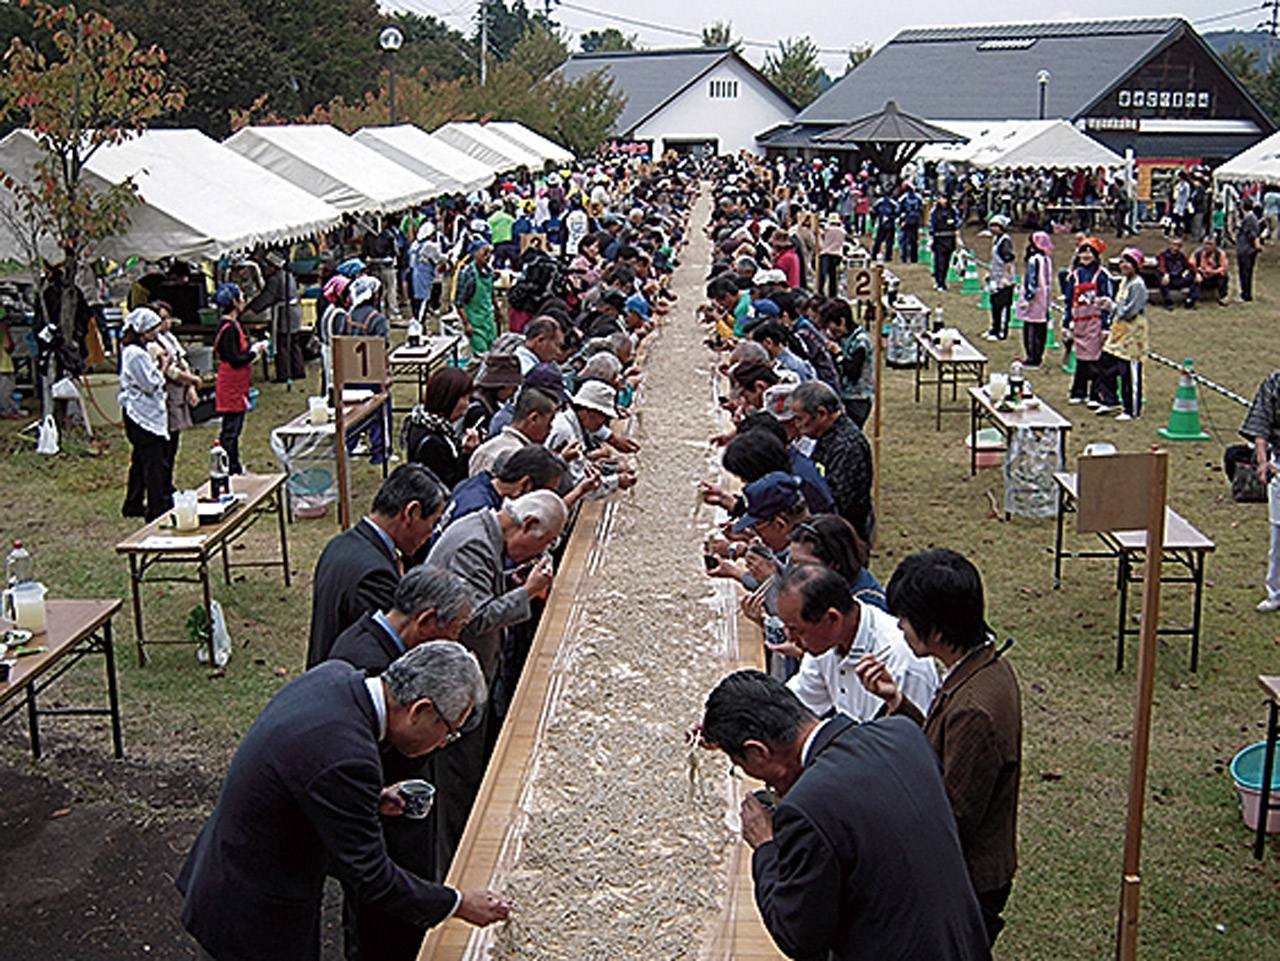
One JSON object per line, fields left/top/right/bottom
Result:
{"left": 856, "top": 547, "right": 1022, "bottom": 946}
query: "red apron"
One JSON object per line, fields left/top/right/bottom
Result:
{"left": 215, "top": 319, "right": 252, "bottom": 413}
{"left": 1069, "top": 271, "right": 1104, "bottom": 362}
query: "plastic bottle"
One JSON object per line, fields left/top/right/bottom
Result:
{"left": 6, "top": 540, "right": 33, "bottom": 586}
{"left": 209, "top": 441, "right": 230, "bottom": 498}
{"left": 933, "top": 303, "right": 945, "bottom": 332}
{"left": 407, "top": 316, "right": 423, "bottom": 349}
{"left": 1009, "top": 359, "right": 1024, "bottom": 401}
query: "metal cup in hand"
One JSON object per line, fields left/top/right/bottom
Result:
{"left": 398, "top": 780, "right": 436, "bottom": 819}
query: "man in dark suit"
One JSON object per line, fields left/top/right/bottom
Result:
{"left": 307, "top": 464, "right": 447, "bottom": 668}
{"left": 177, "top": 642, "right": 510, "bottom": 961}
{"left": 328, "top": 565, "right": 473, "bottom": 961}
{"left": 699, "top": 670, "right": 991, "bottom": 961}
{"left": 856, "top": 548, "right": 1022, "bottom": 945}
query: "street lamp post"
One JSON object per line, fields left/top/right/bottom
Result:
{"left": 379, "top": 26, "right": 404, "bottom": 125}
{"left": 1037, "top": 69, "right": 1051, "bottom": 120}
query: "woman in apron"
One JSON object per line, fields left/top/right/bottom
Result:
{"left": 1062, "top": 237, "right": 1113, "bottom": 407}
{"left": 1014, "top": 230, "right": 1053, "bottom": 367}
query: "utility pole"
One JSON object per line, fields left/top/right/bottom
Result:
{"left": 1262, "top": 0, "right": 1279, "bottom": 70}
{"left": 479, "top": 0, "right": 487, "bottom": 86}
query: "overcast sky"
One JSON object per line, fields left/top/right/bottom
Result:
{"left": 383, "top": 1, "right": 1266, "bottom": 74}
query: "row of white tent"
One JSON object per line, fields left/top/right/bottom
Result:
{"left": 0, "top": 121, "right": 574, "bottom": 264}
{"left": 914, "top": 119, "right": 1125, "bottom": 171}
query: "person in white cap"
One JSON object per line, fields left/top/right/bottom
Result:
{"left": 118, "top": 306, "right": 173, "bottom": 520}
{"left": 545, "top": 380, "right": 636, "bottom": 499}
{"left": 408, "top": 222, "right": 443, "bottom": 321}
{"left": 984, "top": 214, "right": 1016, "bottom": 341}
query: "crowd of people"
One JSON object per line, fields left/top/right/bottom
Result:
{"left": 177, "top": 153, "right": 701, "bottom": 961}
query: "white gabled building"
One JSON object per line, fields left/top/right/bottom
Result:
{"left": 560, "top": 47, "right": 797, "bottom": 157}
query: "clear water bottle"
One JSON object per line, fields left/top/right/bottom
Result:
{"left": 407, "top": 316, "right": 423, "bottom": 348}
{"left": 209, "top": 441, "right": 230, "bottom": 498}
{"left": 933, "top": 302, "right": 945, "bottom": 332}
{"left": 6, "top": 540, "right": 33, "bottom": 586}
{"left": 1009, "top": 359, "right": 1024, "bottom": 401}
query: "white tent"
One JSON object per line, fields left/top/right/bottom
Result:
{"left": 1215, "top": 130, "right": 1280, "bottom": 186}
{"left": 432, "top": 122, "right": 544, "bottom": 173}
{"left": 915, "top": 120, "right": 1122, "bottom": 170}
{"left": 485, "top": 122, "right": 574, "bottom": 166}
{"left": 351, "top": 125, "right": 495, "bottom": 196}
{"left": 0, "top": 128, "right": 342, "bottom": 263}
{"left": 224, "top": 124, "right": 437, "bottom": 213}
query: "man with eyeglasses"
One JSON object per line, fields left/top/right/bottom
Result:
{"left": 328, "top": 566, "right": 474, "bottom": 961}
{"left": 177, "top": 642, "right": 511, "bottom": 961}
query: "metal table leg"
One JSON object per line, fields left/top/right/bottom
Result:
{"left": 102, "top": 619, "right": 124, "bottom": 758}
{"left": 201, "top": 553, "right": 216, "bottom": 667}
{"left": 1054, "top": 485, "right": 1066, "bottom": 589}
{"left": 129, "top": 553, "right": 147, "bottom": 667}
{"left": 1116, "top": 551, "right": 1130, "bottom": 671}
{"left": 276, "top": 488, "right": 292, "bottom": 587}
{"left": 1255, "top": 699, "right": 1278, "bottom": 859}
{"left": 1190, "top": 551, "right": 1205, "bottom": 673}
{"left": 26, "top": 685, "right": 40, "bottom": 759}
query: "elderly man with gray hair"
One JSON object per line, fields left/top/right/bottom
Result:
{"left": 177, "top": 642, "right": 507, "bottom": 961}
{"left": 327, "top": 566, "right": 475, "bottom": 961}
{"left": 424, "top": 489, "right": 567, "bottom": 876}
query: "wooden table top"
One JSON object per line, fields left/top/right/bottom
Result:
{"left": 1258, "top": 675, "right": 1280, "bottom": 703}
{"left": 1, "top": 598, "right": 122, "bottom": 705}
{"left": 388, "top": 336, "right": 461, "bottom": 366}
{"left": 114, "top": 473, "right": 285, "bottom": 554}
{"left": 969, "top": 385, "right": 1073, "bottom": 431}
{"left": 915, "top": 331, "right": 987, "bottom": 364}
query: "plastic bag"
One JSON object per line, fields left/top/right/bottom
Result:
{"left": 35, "top": 414, "right": 59, "bottom": 455}
{"left": 50, "top": 376, "right": 79, "bottom": 400}
{"left": 195, "top": 599, "right": 232, "bottom": 668}
{"left": 1003, "top": 427, "right": 1061, "bottom": 519}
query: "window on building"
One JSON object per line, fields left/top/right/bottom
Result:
{"left": 709, "top": 79, "right": 739, "bottom": 99}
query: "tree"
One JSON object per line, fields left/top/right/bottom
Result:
{"left": 701, "top": 20, "right": 738, "bottom": 49}
{"left": 763, "top": 36, "right": 823, "bottom": 108}
{"left": 579, "top": 28, "right": 635, "bottom": 53}
{"left": 477, "top": 0, "right": 544, "bottom": 63}
{"left": 509, "top": 21, "right": 568, "bottom": 79}
{"left": 389, "top": 11, "right": 477, "bottom": 87}
{"left": 845, "top": 43, "right": 873, "bottom": 75}
{"left": 0, "top": 2, "right": 182, "bottom": 360}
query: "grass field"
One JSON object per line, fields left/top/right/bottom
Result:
{"left": 1, "top": 223, "right": 1279, "bottom": 957}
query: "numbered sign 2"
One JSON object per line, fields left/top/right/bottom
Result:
{"left": 333, "top": 336, "right": 387, "bottom": 387}
{"left": 845, "top": 265, "right": 883, "bottom": 303}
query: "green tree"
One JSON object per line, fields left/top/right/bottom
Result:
{"left": 477, "top": 0, "right": 544, "bottom": 63}
{"left": 0, "top": 2, "right": 182, "bottom": 353}
{"left": 390, "top": 11, "right": 477, "bottom": 87}
{"left": 538, "top": 65, "right": 625, "bottom": 156}
{"left": 701, "top": 20, "right": 738, "bottom": 49}
{"left": 763, "top": 36, "right": 822, "bottom": 107}
{"left": 845, "top": 43, "right": 873, "bottom": 75}
{"left": 509, "top": 21, "right": 568, "bottom": 79}
{"left": 579, "top": 28, "right": 635, "bottom": 53}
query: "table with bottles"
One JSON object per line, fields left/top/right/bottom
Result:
{"left": 912, "top": 330, "right": 987, "bottom": 430}
{"left": 114, "top": 472, "right": 290, "bottom": 667}
{"left": 1, "top": 598, "right": 124, "bottom": 758}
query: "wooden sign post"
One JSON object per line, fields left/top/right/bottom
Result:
{"left": 332, "top": 335, "right": 389, "bottom": 531}
{"left": 846, "top": 265, "right": 884, "bottom": 545}
{"left": 1077, "top": 449, "right": 1168, "bottom": 961}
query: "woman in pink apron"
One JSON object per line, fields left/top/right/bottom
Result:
{"left": 1062, "top": 237, "right": 1113, "bottom": 407}
{"left": 1015, "top": 230, "right": 1054, "bottom": 367}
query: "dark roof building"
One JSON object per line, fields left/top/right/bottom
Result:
{"left": 759, "top": 18, "right": 1273, "bottom": 163}
{"left": 560, "top": 47, "right": 796, "bottom": 157}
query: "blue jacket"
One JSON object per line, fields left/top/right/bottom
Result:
{"left": 872, "top": 196, "right": 898, "bottom": 230}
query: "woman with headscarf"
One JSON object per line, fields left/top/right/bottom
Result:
{"left": 407, "top": 221, "right": 443, "bottom": 321}
{"left": 1061, "top": 237, "right": 1113, "bottom": 407}
{"left": 317, "top": 274, "right": 350, "bottom": 398}
{"left": 1014, "top": 230, "right": 1054, "bottom": 367}
{"left": 118, "top": 307, "right": 173, "bottom": 520}
{"left": 1096, "top": 246, "right": 1149, "bottom": 420}
{"left": 213, "top": 283, "right": 266, "bottom": 475}
{"left": 983, "top": 214, "right": 1016, "bottom": 342}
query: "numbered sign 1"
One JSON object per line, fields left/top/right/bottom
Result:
{"left": 333, "top": 335, "right": 387, "bottom": 387}
{"left": 846, "top": 265, "right": 883, "bottom": 303}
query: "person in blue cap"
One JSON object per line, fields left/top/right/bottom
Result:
{"left": 212, "top": 283, "right": 267, "bottom": 475}
{"left": 455, "top": 240, "right": 501, "bottom": 355}
{"left": 336, "top": 257, "right": 367, "bottom": 278}
{"left": 623, "top": 293, "right": 651, "bottom": 335}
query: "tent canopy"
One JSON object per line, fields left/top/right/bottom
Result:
{"left": 1215, "top": 129, "right": 1280, "bottom": 186}
{"left": 432, "top": 122, "right": 544, "bottom": 173}
{"left": 813, "top": 101, "right": 966, "bottom": 176}
{"left": 351, "top": 125, "right": 495, "bottom": 196}
{"left": 915, "top": 119, "right": 1123, "bottom": 170}
{"left": 485, "top": 122, "right": 574, "bottom": 166}
{"left": 224, "top": 124, "right": 437, "bottom": 214}
{"left": 0, "top": 128, "right": 343, "bottom": 263}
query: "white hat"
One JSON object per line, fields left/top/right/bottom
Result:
{"left": 762, "top": 383, "right": 796, "bottom": 421}
{"left": 350, "top": 274, "right": 381, "bottom": 308}
{"left": 124, "top": 307, "right": 162, "bottom": 334}
{"left": 571, "top": 380, "right": 618, "bottom": 417}
{"left": 417, "top": 221, "right": 435, "bottom": 241}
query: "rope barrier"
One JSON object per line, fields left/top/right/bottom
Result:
{"left": 1147, "top": 352, "right": 1250, "bottom": 407}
